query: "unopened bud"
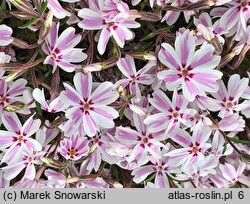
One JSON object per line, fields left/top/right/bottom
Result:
{"left": 10, "top": 0, "right": 39, "bottom": 16}
{"left": 127, "top": 51, "right": 157, "bottom": 61}
{"left": 67, "top": 177, "right": 80, "bottom": 183}
{"left": 41, "top": 157, "right": 65, "bottom": 169}
{"left": 219, "top": 43, "right": 244, "bottom": 67}
{"left": 140, "top": 12, "right": 161, "bottom": 22}
{"left": 12, "top": 38, "right": 38, "bottom": 49}
{"left": 103, "top": 177, "right": 123, "bottom": 188}
{"left": 83, "top": 57, "right": 118, "bottom": 72}
{"left": 38, "top": 11, "right": 53, "bottom": 44}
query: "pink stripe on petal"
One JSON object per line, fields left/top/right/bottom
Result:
{"left": 83, "top": 113, "right": 97, "bottom": 137}
{"left": 158, "top": 43, "right": 180, "bottom": 70}
{"left": 116, "top": 126, "right": 141, "bottom": 143}
{"left": 117, "top": 55, "right": 137, "bottom": 78}
{"left": 2, "top": 112, "right": 22, "bottom": 133}
{"left": 90, "top": 82, "right": 118, "bottom": 105}
{"left": 22, "top": 116, "right": 41, "bottom": 137}
{"left": 74, "top": 72, "right": 92, "bottom": 100}
{"left": 2, "top": 162, "right": 26, "bottom": 180}
{"left": 132, "top": 166, "right": 155, "bottom": 183}
{"left": 48, "top": 0, "right": 71, "bottom": 19}
{"left": 97, "top": 27, "right": 111, "bottom": 55}
{"left": 24, "top": 163, "right": 36, "bottom": 180}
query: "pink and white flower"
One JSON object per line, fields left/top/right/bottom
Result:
{"left": 157, "top": 29, "right": 222, "bottom": 101}
{"left": 45, "top": 0, "right": 74, "bottom": 19}
{"left": 2, "top": 149, "right": 44, "bottom": 180}
{"left": 165, "top": 126, "right": 212, "bottom": 170}
{"left": 42, "top": 23, "right": 87, "bottom": 73}
{"left": 83, "top": 130, "right": 120, "bottom": 172}
{"left": 162, "top": 0, "right": 195, "bottom": 26}
{"left": 219, "top": 0, "right": 250, "bottom": 37}
{"left": 0, "top": 78, "right": 28, "bottom": 124}
{"left": 0, "top": 25, "right": 13, "bottom": 46}
{"left": 218, "top": 162, "right": 246, "bottom": 186}
{"left": 116, "top": 114, "right": 166, "bottom": 165}
{"left": 0, "top": 113, "right": 42, "bottom": 163}
{"left": 207, "top": 74, "right": 248, "bottom": 118}
{"left": 32, "top": 88, "right": 65, "bottom": 113}
{"left": 60, "top": 72, "right": 119, "bottom": 137}
{"left": 116, "top": 55, "right": 155, "bottom": 103}
{"left": 132, "top": 149, "right": 179, "bottom": 188}
{"left": 144, "top": 89, "right": 196, "bottom": 134}
{"left": 78, "top": 0, "right": 140, "bottom": 55}
{"left": 58, "top": 134, "right": 89, "bottom": 160}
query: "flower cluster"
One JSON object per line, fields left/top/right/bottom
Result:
{"left": 0, "top": 0, "right": 249, "bottom": 188}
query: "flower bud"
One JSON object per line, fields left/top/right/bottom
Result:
{"left": 38, "top": 11, "right": 53, "bottom": 44}
{"left": 40, "top": 157, "right": 65, "bottom": 169}
{"left": 140, "top": 12, "right": 161, "bottom": 22}
{"left": 10, "top": 0, "right": 38, "bottom": 16}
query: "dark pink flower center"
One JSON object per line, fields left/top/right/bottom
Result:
{"left": 188, "top": 142, "right": 201, "bottom": 156}
{"left": 0, "top": 96, "right": 9, "bottom": 106}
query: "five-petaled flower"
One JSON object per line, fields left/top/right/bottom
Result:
{"left": 157, "top": 29, "right": 222, "bottom": 102}
{"left": 165, "top": 126, "right": 212, "bottom": 170}
{"left": 42, "top": 23, "right": 87, "bottom": 73}
{"left": 0, "top": 113, "right": 42, "bottom": 164}
{"left": 78, "top": 0, "right": 140, "bottom": 55}
{"left": 60, "top": 72, "right": 119, "bottom": 137}
{"left": 59, "top": 134, "right": 89, "bottom": 160}
{"left": 144, "top": 89, "right": 196, "bottom": 135}
{"left": 116, "top": 55, "right": 155, "bottom": 103}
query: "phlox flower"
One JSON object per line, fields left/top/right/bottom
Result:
{"left": 78, "top": 0, "right": 140, "bottom": 54}
{"left": 0, "top": 113, "right": 42, "bottom": 163}
{"left": 219, "top": 0, "right": 250, "bottom": 37}
{"left": 60, "top": 72, "right": 119, "bottom": 137}
{"left": 116, "top": 55, "right": 155, "bottom": 103}
{"left": 194, "top": 12, "right": 226, "bottom": 44}
{"left": 207, "top": 131, "right": 233, "bottom": 159}
{"left": 207, "top": 74, "right": 249, "bottom": 118}
{"left": 42, "top": 23, "right": 87, "bottom": 73}
{"left": 157, "top": 29, "right": 222, "bottom": 102}
{"left": 45, "top": 169, "right": 68, "bottom": 188}
{"left": 161, "top": 0, "right": 194, "bottom": 26}
{"left": 0, "top": 25, "right": 13, "bottom": 46}
{"left": 165, "top": 126, "right": 212, "bottom": 170}
{"left": 144, "top": 89, "right": 196, "bottom": 134}
{"left": 0, "top": 78, "right": 28, "bottom": 124}
{"left": 44, "top": 0, "right": 76, "bottom": 19}
{"left": 58, "top": 134, "right": 89, "bottom": 160}
{"left": 188, "top": 103, "right": 212, "bottom": 128}
{"left": 175, "top": 155, "right": 219, "bottom": 188}
{"left": 116, "top": 113, "right": 166, "bottom": 165}
{"left": 1, "top": 149, "right": 45, "bottom": 180}
{"left": 82, "top": 130, "right": 120, "bottom": 172}
{"left": 132, "top": 148, "right": 179, "bottom": 188}
{"left": 219, "top": 162, "right": 246, "bottom": 186}
{"left": 32, "top": 88, "right": 65, "bottom": 113}
{"left": 218, "top": 113, "right": 245, "bottom": 133}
